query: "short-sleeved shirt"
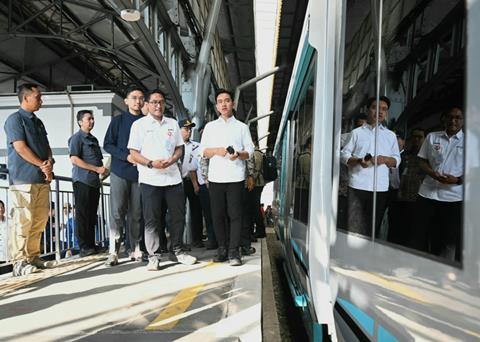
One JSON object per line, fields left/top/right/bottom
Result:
{"left": 4, "top": 108, "right": 51, "bottom": 185}
{"left": 128, "top": 114, "right": 184, "bottom": 187}
{"left": 199, "top": 116, "right": 254, "bottom": 183}
{"left": 68, "top": 130, "right": 103, "bottom": 188}
{"left": 181, "top": 140, "right": 200, "bottom": 178}
{"left": 340, "top": 124, "right": 401, "bottom": 192}
{"left": 418, "top": 130, "right": 464, "bottom": 202}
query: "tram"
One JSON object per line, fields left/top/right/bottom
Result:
{"left": 272, "top": 1, "right": 479, "bottom": 340}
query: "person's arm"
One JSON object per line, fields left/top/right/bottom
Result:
{"left": 158, "top": 145, "right": 183, "bottom": 168}
{"left": 341, "top": 130, "right": 369, "bottom": 168}
{"left": 190, "top": 170, "right": 200, "bottom": 194}
{"left": 232, "top": 125, "right": 254, "bottom": 161}
{"left": 12, "top": 140, "right": 44, "bottom": 167}
{"left": 104, "top": 117, "right": 135, "bottom": 164}
{"left": 203, "top": 147, "right": 227, "bottom": 158}
{"left": 70, "top": 156, "right": 106, "bottom": 175}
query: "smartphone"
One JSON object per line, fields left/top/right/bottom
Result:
{"left": 364, "top": 153, "right": 372, "bottom": 161}
{"left": 226, "top": 146, "right": 235, "bottom": 155}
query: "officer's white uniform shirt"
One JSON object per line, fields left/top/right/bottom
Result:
{"left": 340, "top": 124, "right": 401, "bottom": 192}
{"left": 128, "top": 114, "right": 184, "bottom": 187}
{"left": 181, "top": 140, "right": 200, "bottom": 178}
{"left": 191, "top": 154, "right": 206, "bottom": 185}
{"left": 418, "top": 130, "right": 464, "bottom": 202}
{"left": 199, "top": 116, "right": 254, "bottom": 183}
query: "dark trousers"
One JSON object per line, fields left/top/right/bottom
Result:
{"left": 347, "top": 187, "right": 388, "bottom": 237}
{"left": 410, "top": 196, "right": 462, "bottom": 261}
{"left": 241, "top": 186, "right": 265, "bottom": 246}
{"left": 209, "top": 181, "right": 244, "bottom": 256}
{"left": 198, "top": 184, "right": 216, "bottom": 246}
{"left": 140, "top": 183, "right": 185, "bottom": 255}
{"left": 183, "top": 178, "right": 204, "bottom": 243}
{"left": 73, "top": 182, "right": 100, "bottom": 250}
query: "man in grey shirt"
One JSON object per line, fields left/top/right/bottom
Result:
{"left": 4, "top": 83, "right": 56, "bottom": 276}
{"left": 68, "top": 110, "right": 106, "bottom": 257}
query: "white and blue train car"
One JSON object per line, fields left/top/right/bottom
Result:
{"left": 272, "top": 1, "right": 479, "bottom": 340}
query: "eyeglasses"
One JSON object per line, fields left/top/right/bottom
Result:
{"left": 128, "top": 96, "right": 145, "bottom": 101}
{"left": 149, "top": 100, "right": 165, "bottom": 106}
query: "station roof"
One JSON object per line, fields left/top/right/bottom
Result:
{"left": 0, "top": 0, "right": 256, "bottom": 119}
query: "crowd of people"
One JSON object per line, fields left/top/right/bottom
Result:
{"left": 340, "top": 96, "right": 464, "bottom": 261}
{"left": 3, "top": 84, "right": 272, "bottom": 277}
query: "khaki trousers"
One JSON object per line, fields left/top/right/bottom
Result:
{"left": 9, "top": 183, "right": 50, "bottom": 262}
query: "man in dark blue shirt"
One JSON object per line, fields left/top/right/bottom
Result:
{"left": 68, "top": 110, "right": 106, "bottom": 257}
{"left": 4, "top": 83, "right": 56, "bottom": 276}
{"left": 103, "top": 87, "right": 145, "bottom": 266}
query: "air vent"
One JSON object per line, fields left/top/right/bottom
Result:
{"left": 66, "top": 84, "right": 94, "bottom": 92}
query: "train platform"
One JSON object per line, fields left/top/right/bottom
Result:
{"left": 0, "top": 239, "right": 276, "bottom": 342}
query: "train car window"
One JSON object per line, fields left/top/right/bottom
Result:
{"left": 292, "top": 77, "right": 315, "bottom": 225}
{"left": 337, "top": 0, "right": 465, "bottom": 264}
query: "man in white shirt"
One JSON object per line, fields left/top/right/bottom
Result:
{"left": 128, "top": 89, "right": 196, "bottom": 270}
{"left": 411, "top": 106, "right": 464, "bottom": 261}
{"left": 340, "top": 96, "right": 401, "bottom": 237}
{"left": 200, "top": 89, "right": 254, "bottom": 266}
{"left": 179, "top": 119, "right": 204, "bottom": 248}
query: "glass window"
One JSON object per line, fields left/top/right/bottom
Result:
{"left": 337, "top": 0, "right": 465, "bottom": 264}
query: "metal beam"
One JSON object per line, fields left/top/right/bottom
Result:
{"left": 106, "top": 0, "right": 187, "bottom": 115}
{"left": 234, "top": 66, "right": 281, "bottom": 110}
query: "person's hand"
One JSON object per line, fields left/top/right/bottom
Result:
{"left": 127, "top": 154, "right": 136, "bottom": 165}
{"left": 40, "top": 160, "right": 53, "bottom": 174}
{"left": 229, "top": 151, "right": 239, "bottom": 161}
{"left": 157, "top": 157, "right": 174, "bottom": 169}
{"left": 44, "top": 171, "right": 53, "bottom": 183}
{"left": 193, "top": 183, "right": 200, "bottom": 194}
{"left": 96, "top": 166, "right": 107, "bottom": 175}
{"left": 359, "top": 158, "right": 371, "bottom": 168}
{"left": 438, "top": 173, "right": 459, "bottom": 184}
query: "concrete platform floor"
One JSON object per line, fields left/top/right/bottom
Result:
{"left": 0, "top": 242, "right": 262, "bottom": 342}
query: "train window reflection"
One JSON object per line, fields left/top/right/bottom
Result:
{"left": 337, "top": 0, "right": 465, "bottom": 263}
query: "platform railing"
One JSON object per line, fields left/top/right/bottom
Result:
{"left": 0, "top": 166, "right": 110, "bottom": 265}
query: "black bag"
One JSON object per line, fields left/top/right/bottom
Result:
{"left": 262, "top": 154, "right": 278, "bottom": 183}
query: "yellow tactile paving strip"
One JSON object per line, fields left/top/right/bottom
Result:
{"left": 0, "top": 254, "right": 107, "bottom": 297}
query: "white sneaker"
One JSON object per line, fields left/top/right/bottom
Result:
{"left": 147, "top": 255, "right": 160, "bottom": 271}
{"left": 105, "top": 254, "right": 119, "bottom": 267}
{"left": 171, "top": 252, "right": 197, "bottom": 265}
{"left": 30, "top": 256, "right": 57, "bottom": 269}
{"left": 12, "top": 261, "right": 39, "bottom": 277}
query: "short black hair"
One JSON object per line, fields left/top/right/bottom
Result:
{"left": 366, "top": 95, "right": 391, "bottom": 109}
{"left": 125, "top": 86, "right": 145, "bottom": 98}
{"left": 215, "top": 88, "right": 234, "bottom": 102}
{"left": 77, "top": 110, "right": 93, "bottom": 126}
{"left": 410, "top": 127, "right": 425, "bottom": 135}
{"left": 146, "top": 89, "right": 167, "bottom": 102}
{"left": 0, "top": 200, "right": 4, "bottom": 208}
{"left": 441, "top": 105, "right": 463, "bottom": 119}
{"left": 17, "top": 83, "right": 40, "bottom": 103}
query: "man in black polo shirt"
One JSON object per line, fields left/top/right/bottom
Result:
{"left": 68, "top": 110, "right": 107, "bottom": 257}
{"left": 4, "top": 83, "right": 56, "bottom": 276}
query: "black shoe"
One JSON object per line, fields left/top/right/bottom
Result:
{"left": 206, "top": 243, "right": 218, "bottom": 250}
{"left": 229, "top": 257, "right": 242, "bottom": 266}
{"left": 250, "top": 235, "right": 258, "bottom": 242}
{"left": 240, "top": 246, "right": 256, "bottom": 256}
{"left": 80, "top": 248, "right": 96, "bottom": 257}
{"left": 214, "top": 248, "right": 228, "bottom": 262}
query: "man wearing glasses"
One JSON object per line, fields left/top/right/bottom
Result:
{"left": 128, "top": 89, "right": 196, "bottom": 270}
{"left": 104, "top": 87, "right": 145, "bottom": 266}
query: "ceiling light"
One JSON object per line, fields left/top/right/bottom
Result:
{"left": 121, "top": 9, "right": 141, "bottom": 22}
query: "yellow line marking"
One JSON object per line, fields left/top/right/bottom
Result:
{"left": 145, "top": 262, "right": 217, "bottom": 331}
{"left": 145, "top": 284, "right": 205, "bottom": 330}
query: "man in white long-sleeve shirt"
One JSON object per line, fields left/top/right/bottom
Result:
{"left": 199, "top": 89, "right": 254, "bottom": 266}
{"left": 340, "top": 96, "right": 401, "bottom": 237}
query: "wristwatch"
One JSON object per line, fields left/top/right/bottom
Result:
{"left": 147, "top": 160, "right": 153, "bottom": 169}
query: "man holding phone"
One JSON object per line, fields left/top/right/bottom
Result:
{"left": 199, "top": 89, "right": 254, "bottom": 266}
{"left": 340, "top": 96, "right": 400, "bottom": 236}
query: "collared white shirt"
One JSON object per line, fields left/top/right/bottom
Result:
{"left": 191, "top": 153, "right": 206, "bottom": 185}
{"left": 340, "top": 124, "right": 401, "bottom": 192}
{"left": 199, "top": 116, "right": 254, "bottom": 183}
{"left": 181, "top": 140, "right": 200, "bottom": 178}
{"left": 128, "top": 114, "right": 183, "bottom": 187}
{"left": 418, "top": 130, "right": 464, "bottom": 202}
